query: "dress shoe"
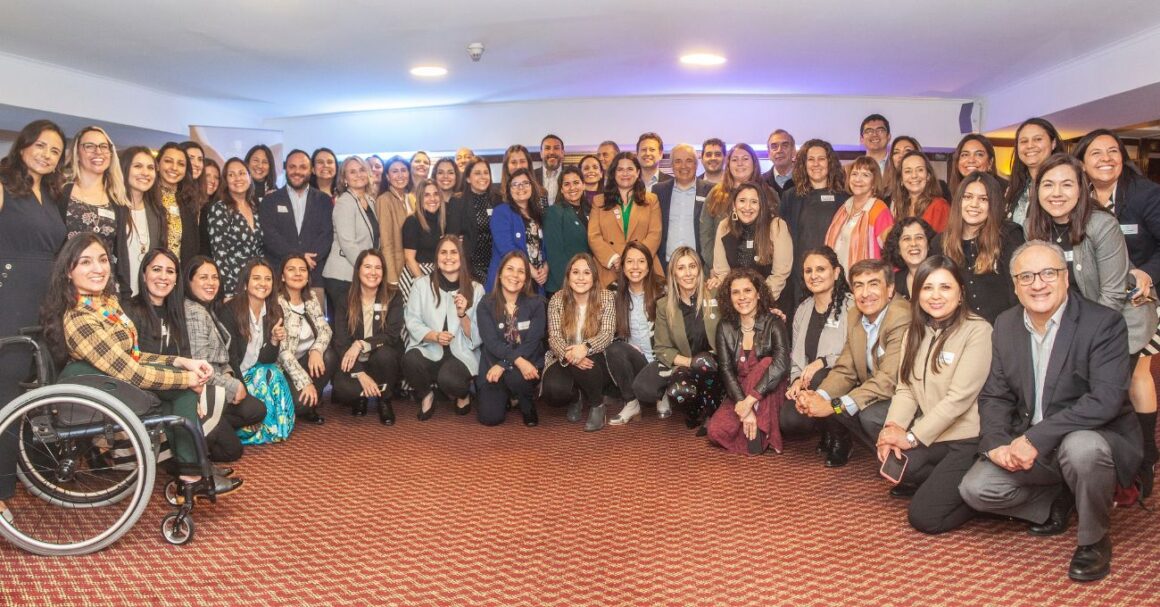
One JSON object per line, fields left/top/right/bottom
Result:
{"left": 378, "top": 399, "right": 396, "bottom": 426}
{"left": 353, "top": 397, "right": 368, "bottom": 417}
{"left": 824, "top": 436, "right": 852, "bottom": 468}
{"left": 584, "top": 404, "right": 606, "bottom": 432}
{"left": 212, "top": 465, "right": 235, "bottom": 478}
{"left": 815, "top": 430, "right": 833, "bottom": 456}
{"left": 656, "top": 395, "right": 673, "bottom": 419}
{"left": 1029, "top": 489, "right": 1073, "bottom": 536}
{"left": 297, "top": 410, "right": 325, "bottom": 425}
{"left": 747, "top": 429, "right": 768, "bottom": 455}
{"left": 889, "top": 483, "right": 918, "bottom": 499}
{"left": 522, "top": 406, "right": 539, "bottom": 427}
{"left": 177, "top": 474, "right": 243, "bottom": 504}
{"left": 566, "top": 398, "right": 583, "bottom": 423}
{"left": 609, "top": 399, "right": 641, "bottom": 426}
{"left": 455, "top": 399, "right": 472, "bottom": 416}
{"left": 417, "top": 393, "right": 435, "bottom": 421}
{"left": 1069, "top": 535, "right": 1112, "bottom": 582}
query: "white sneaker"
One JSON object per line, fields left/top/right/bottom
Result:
{"left": 609, "top": 399, "right": 641, "bottom": 425}
{"left": 657, "top": 395, "right": 672, "bottom": 419}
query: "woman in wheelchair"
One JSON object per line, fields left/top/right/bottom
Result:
{"left": 39, "top": 234, "right": 241, "bottom": 499}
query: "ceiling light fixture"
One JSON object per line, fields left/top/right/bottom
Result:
{"left": 410, "top": 66, "right": 448, "bottom": 77}
{"left": 679, "top": 53, "right": 726, "bottom": 66}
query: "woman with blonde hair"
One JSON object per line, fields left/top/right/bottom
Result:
{"left": 61, "top": 126, "right": 132, "bottom": 293}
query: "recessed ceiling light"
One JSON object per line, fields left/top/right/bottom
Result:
{"left": 680, "top": 53, "right": 726, "bottom": 66}
{"left": 410, "top": 66, "right": 448, "bottom": 77}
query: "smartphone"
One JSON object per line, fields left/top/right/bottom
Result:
{"left": 879, "top": 451, "right": 908, "bottom": 485}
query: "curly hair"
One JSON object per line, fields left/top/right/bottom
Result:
{"left": 716, "top": 267, "right": 776, "bottom": 326}
{"left": 882, "top": 216, "right": 935, "bottom": 271}
{"left": 800, "top": 246, "right": 849, "bottom": 324}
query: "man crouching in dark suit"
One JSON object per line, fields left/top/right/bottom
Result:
{"left": 959, "top": 240, "right": 1142, "bottom": 582}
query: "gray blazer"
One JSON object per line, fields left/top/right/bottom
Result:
{"left": 1073, "top": 210, "right": 1157, "bottom": 351}
{"left": 183, "top": 300, "right": 243, "bottom": 398}
{"left": 323, "top": 191, "right": 378, "bottom": 282}
{"left": 790, "top": 294, "right": 852, "bottom": 382}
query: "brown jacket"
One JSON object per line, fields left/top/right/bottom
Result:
{"left": 587, "top": 192, "right": 664, "bottom": 286}
{"left": 885, "top": 317, "right": 991, "bottom": 445}
{"left": 375, "top": 190, "right": 414, "bottom": 286}
{"left": 817, "top": 296, "right": 910, "bottom": 410}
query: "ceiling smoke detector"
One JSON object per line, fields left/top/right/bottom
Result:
{"left": 467, "top": 42, "right": 485, "bottom": 62}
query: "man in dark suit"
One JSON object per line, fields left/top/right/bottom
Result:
{"left": 637, "top": 132, "right": 673, "bottom": 193}
{"left": 959, "top": 240, "right": 1141, "bottom": 582}
{"left": 259, "top": 149, "right": 333, "bottom": 300}
{"left": 654, "top": 143, "right": 713, "bottom": 267}
{"left": 533, "top": 134, "right": 565, "bottom": 205}
{"left": 761, "top": 129, "right": 796, "bottom": 197}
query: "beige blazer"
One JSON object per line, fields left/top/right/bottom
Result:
{"left": 587, "top": 192, "right": 664, "bottom": 286}
{"left": 817, "top": 296, "right": 911, "bottom": 410}
{"left": 375, "top": 190, "right": 414, "bottom": 286}
{"left": 711, "top": 216, "right": 794, "bottom": 299}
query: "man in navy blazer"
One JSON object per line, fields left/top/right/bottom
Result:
{"left": 654, "top": 143, "right": 714, "bottom": 267}
{"left": 259, "top": 149, "right": 333, "bottom": 289}
{"left": 959, "top": 241, "right": 1142, "bottom": 582}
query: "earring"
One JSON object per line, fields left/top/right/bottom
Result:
{"left": 730, "top": 210, "right": 739, "bottom": 222}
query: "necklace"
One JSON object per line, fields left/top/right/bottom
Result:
{"left": 740, "top": 319, "right": 756, "bottom": 333}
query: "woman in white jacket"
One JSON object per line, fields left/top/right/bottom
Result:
{"left": 403, "top": 235, "right": 484, "bottom": 420}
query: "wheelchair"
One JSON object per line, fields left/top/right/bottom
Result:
{"left": 0, "top": 328, "right": 222, "bottom": 555}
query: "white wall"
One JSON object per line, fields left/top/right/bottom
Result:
{"left": 266, "top": 95, "right": 972, "bottom": 157}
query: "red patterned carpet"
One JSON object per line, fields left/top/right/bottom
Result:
{"left": 2, "top": 396, "right": 1159, "bottom": 606}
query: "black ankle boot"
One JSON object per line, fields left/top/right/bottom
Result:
{"left": 379, "top": 399, "right": 396, "bottom": 426}
{"left": 1138, "top": 412, "right": 1157, "bottom": 497}
{"left": 353, "top": 397, "right": 368, "bottom": 417}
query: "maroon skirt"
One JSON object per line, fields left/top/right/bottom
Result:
{"left": 706, "top": 348, "right": 785, "bottom": 454}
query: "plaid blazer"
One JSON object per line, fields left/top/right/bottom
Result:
{"left": 64, "top": 300, "right": 187, "bottom": 391}
{"left": 277, "top": 294, "right": 332, "bottom": 391}
{"left": 544, "top": 288, "right": 615, "bottom": 370}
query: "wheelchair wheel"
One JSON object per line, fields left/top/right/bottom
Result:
{"left": 0, "top": 384, "right": 155, "bottom": 556}
{"left": 160, "top": 512, "right": 194, "bottom": 545}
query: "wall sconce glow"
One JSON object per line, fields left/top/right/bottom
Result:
{"left": 410, "top": 66, "right": 448, "bottom": 77}
{"left": 679, "top": 53, "right": 726, "bottom": 66}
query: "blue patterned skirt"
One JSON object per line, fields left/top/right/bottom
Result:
{"left": 238, "top": 363, "right": 295, "bottom": 445}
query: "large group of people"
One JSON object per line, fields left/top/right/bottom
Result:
{"left": 1, "top": 112, "right": 1158, "bottom": 582}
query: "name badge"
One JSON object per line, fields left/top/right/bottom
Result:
{"left": 161, "top": 325, "right": 169, "bottom": 338}
{"left": 707, "top": 298, "right": 718, "bottom": 307}
{"left": 97, "top": 207, "right": 115, "bottom": 220}
{"left": 1064, "top": 250, "right": 1074, "bottom": 262}
{"left": 939, "top": 351, "right": 955, "bottom": 364}
{"left": 745, "top": 240, "right": 754, "bottom": 248}
{"left": 825, "top": 318, "right": 840, "bottom": 329}
{"left": 486, "top": 208, "right": 493, "bottom": 216}
{"left": 373, "top": 303, "right": 383, "bottom": 311}
{"left": 821, "top": 194, "right": 835, "bottom": 202}
{"left": 1122, "top": 224, "right": 1139, "bottom": 235}
{"left": 517, "top": 320, "right": 531, "bottom": 330}
{"left": 277, "top": 205, "right": 290, "bottom": 213}
{"left": 695, "top": 196, "right": 706, "bottom": 203}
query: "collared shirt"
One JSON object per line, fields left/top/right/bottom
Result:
{"left": 818, "top": 304, "right": 890, "bottom": 415}
{"left": 542, "top": 167, "right": 561, "bottom": 205}
{"left": 241, "top": 306, "right": 266, "bottom": 373}
{"left": 287, "top": 186, "right": 309, "bottom": 235}
{"left": 1024, "top": 298, "right": 1068, "bottom": 424}
{"left": 667, "top": 181, "right": 698, "bottom": 254}
{"left": 876, "top": 157, "right": 888, "bottom": 174}
{"left": 645, "top": 171, "right": 660, "bottom": 193}
{"left": 773, "top": 170, "right": 792, "bottom": 188}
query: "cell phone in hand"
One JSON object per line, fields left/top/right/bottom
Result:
{"left": 879, "top": 450, "right": 908, "bottom": 485}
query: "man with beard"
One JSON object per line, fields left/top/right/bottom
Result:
{"left": 260, "top": 148, "right": 334, "bottom": 305}
{"left": 698, "top": 138, "right": 725, "bottom": 184}
{"left": 762, "top": 129, "right": 796, "bottom": 196}
{"left": 535, "top": 134, "right": 565, "bottom": 204}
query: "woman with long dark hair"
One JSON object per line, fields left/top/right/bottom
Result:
{"left": 278, "top": 254, "right": 338, "bottom": 425}
{"left": 542, "top": 253, "right": 616, "bottom": 431}
{"left": 450, "top": 157, "right": 503, "bottom": 284}
{"left": 882, "top": 135, "right": 919, "bottom": 205}
{"left": 947, "top": 134, "right": 1006, "bottom": 195}
{"left": 432, "top": 157, "right": 460, "bottom": 204}
{"left": 476, "top": 251, "right": 546, "bottom": 426}
{"left": 402, "top": 236, "right": 483, "bottom": 420}
{"left": 892, "top": 150, "right": 950, "bottom": 233}
{"left": 882, "top": 217, "right": 936, "bottom": 300}
{"left": 119, "top": 146, "right": 166, "bottom": 296}
{"left": 374, "top": 155, "right": 413, "bottom": 287}
{"left": 1075, "top": 129, "right": 1160, "bottom": 497}
{"left": 124, "top": 248, "right": 189, "bottom": 358}
{"left": 202, "top": 158, "right": 221, "bottom": 200}
{"left": 544, "top": 166, "right": 592, "bottom": 296}
{"left": 244, "top": 144, "right": 277, "bottom": 199}
{"left": 708, "top": 182, "right": 793, "bottom": 300}
{"left": 205, "top": 157, "right": 264, "bottom": 294}
{"left": 699, "top": 143, "right": 768, "bottom": 269}
{"left": 588, "top": 152, "right": 663, "bottom": 286}
{"left": 877, "top": 255, "right": 991, "bottom": 534}
{"left": 410, "top": 151, "right": 432, "bottom": 184}
{"left": 934, "top": 172, "right": 1024, "bottom": 324}
{"left": 221, "top": 259, "right": 295, "bottom": 445}
{"left": 579, "top": 154, "right": 604, "bottom": 202}
{"left": 605, "top": 242, "right": 666, "bottom": 425}
{"left": 154, "top": 142, "right": 200, "bottom": 262}
{"left": 331, "top": 249, "right": 404, "bottom": 425}
{"left": 1006, "top": 118, "right": 1062, "bottom": 228}
{"left": 706, "top": 268, "right": 790, "bottom": 455}
{"left": 0, "top": 120, "right": 69, "bottom": 520}
{"left": 39, "top": 235, "right": 239, "bottom": 499}
{"left": 183, "top": 256, "right": 267, "bottom": 461}
{"left": 488, "top": 167, "right": 548, "bottom": 293}
{"left": 310, "top": 148, "right": 338, "bottom": 199}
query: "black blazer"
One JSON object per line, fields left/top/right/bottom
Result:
{"left": 477, "top": 293, "right": 547, "bottom": 369}
{"left": 715, "top": 312, "right": 790, "bottom": 403}
{"left": 332, "top": 292, "right": 405, "bottom": 355}
{"left": 653, "top": 178, "right": 715, "bottom": 265}
{"left": 979, "top": 295, "right": 1142, "bottom": 486}
{"left": 218, "top": 304, "right": 280, "bottom": 378}
{"left": 259, "top": 186, "right": 334, "bottom": 285}
{"left": 1113, "top": 172, "right": 1160, "bottom": 285}
{"left": 761, "top": 168, "right": 795, "bottom": 198}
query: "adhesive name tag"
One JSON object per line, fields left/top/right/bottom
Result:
{"left": 486, "top": 208, "right": 493, "bottom": 216}
{"left": 939, "top": 351, "right": 955, "bottom": 364}
{"left": 373, "top": 303, "right": 383, "bottom": 311}
{"left": 695, "top": 196, "right": 706, "bottom": 202}
{"left": 1064, "top": 250, "right": 1074, "bottom": 262}
{"left": 825, "top": 318, "right": 840, "bottom": 329}
{"left": 517, "top": 320, "right": 531, "bottom": 330}
{"left": 97, "top": 207, "right": 115, "bottom": 220}
{"left": 821, "top": 195, "right": 835, "bottom": 202}
{"left": 1122, "top": 224, "right": 1139, "bottom": 235}
{"left": 708, "top": 299, "right": 717, "bottom": 306}
{"left": 277, "top": 205, "right": 290, "bottom": 213}
{"left": 746, "top": 240, "right": 754, "bottom": 248}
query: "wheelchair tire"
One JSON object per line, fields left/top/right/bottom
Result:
{"left": 160, "top": 512, "right": 194, "bottom": 545}
{"left": 0, "top": 384, "right": 155, "bottom": 556}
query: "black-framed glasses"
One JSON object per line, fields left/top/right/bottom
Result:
{"left": 1013, "top": 267, "right": 1065, "bottom": 286}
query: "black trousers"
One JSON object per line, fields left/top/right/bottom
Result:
{"left": 331, "top": 346, "right": 403, "bottom": 405}
{"left": 778, "top": 368, "right": 832, "bottom": 437}
{"left": 401, "top": 348, "right": 473, "bottom": 401}
{"left": 903, "top": 438, "right": 979, "bottom": 534}
{"left": 324, "top": 278, "right": 352, "bottom": 334}
{"left": 0, "top": 344, "right": 33, "bottom": 500}
{"left": 207, "top": 394, "right": 267, "bottom": 463}
{"left": 292, "top": 348, "right": 339, "bottom": 415}
{"left": 540, "top": 352, "right": 611, "bottom": 407}
{"left": 604, "top": 341, "right": 648, "bottom": 402}
{"left": 476, "top": 368, "right": 538, "bottom": 426}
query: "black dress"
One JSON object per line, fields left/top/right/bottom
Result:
{"left": 0, "top": 185, "right": 66, "bottom": 500}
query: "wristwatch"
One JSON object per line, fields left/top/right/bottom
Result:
{"left": 905, "top": 431, "right": 918, "bottom": 448}
{"left": 830, "top": 398, "right": 844, "bottom": 416}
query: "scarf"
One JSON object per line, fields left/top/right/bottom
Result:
{"left": 825, "top": 197, "right": 888, "bottom": 268}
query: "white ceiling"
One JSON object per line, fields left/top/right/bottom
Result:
{"left": 2, "top": 0, "right": 1160, "bottom": 120}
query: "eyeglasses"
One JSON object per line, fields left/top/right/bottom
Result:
{"left": 862, "top": 127, "right": 888, "bottom": 136}
{"left": 510, "top": 182, "right": 532, "bottom": 189}
{"left": 81, "top": 142, "right": 112, "bottom": 154}
{"left": 1013, "top": 267, "right": 1065, "bottom": 286}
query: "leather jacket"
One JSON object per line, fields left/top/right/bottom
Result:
{"left": 715, "top": 312, "right": 790, "bottom": 402}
